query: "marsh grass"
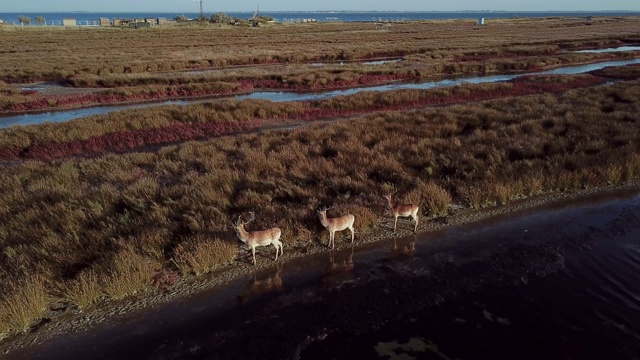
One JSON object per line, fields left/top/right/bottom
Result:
{"left": 0, "top": 277, "right": 47, "bottom": 336}
{"left": 418, "top": 182, "right": 453, "bottom": 217}
{"left": 172, "top": 236, "right": 237, "bottom": 275}
{"left": 58, "top": 269, "right": 103, "bottom": 310}
{"left": 0, "top": 17, "right": 636, "bottom": 83}
{"left": 100, "top": 247, "right": 161, "bottom": 300}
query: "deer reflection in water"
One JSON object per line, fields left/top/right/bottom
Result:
{"left": 236, "top": 262, "right": 283, "bottom": 305}
{"left": 323, "top": 244, "right": 356, "bottom": 288}
{"left": 390, "top": 235, "right": 417, "bottom": 258}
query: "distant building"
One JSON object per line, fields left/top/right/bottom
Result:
{"left": 113, "top": 18, "right": 124, "bottom": 27}
{"left": 129, "top": 22, "right": 150, "bottom": 29}
{"left": 99, "top": 18, "right": 110, "bottom": 27}
{"left": 62, "top": 18, "right": 76, "bottom": 26}
{"left": 157, "top": 17, "right": 169, "bottom": 25}
{"left": 145, "top": 18, "right": 157, "bottom": 26}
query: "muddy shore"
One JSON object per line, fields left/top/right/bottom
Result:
{"left": 1, "top": 179, "right": 639, "bottom": 358}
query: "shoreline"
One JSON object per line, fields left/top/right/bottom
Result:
{"left": 2, "top": 179, "right": 639, "bottom": 356}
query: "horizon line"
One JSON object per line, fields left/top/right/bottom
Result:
{"left": 2, "top": 9, "right": 640, "bottom": 13}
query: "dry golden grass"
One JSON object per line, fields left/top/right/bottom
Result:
{"left": 100, "top": 247, "right": 161, "bottom": 300}
{"left": 58, "top": 269, "right": 103, "bottom": 310}
{"left": 0, "top": 277, "right": 47, "bottom": 336}
{"left": 0, "top": 17, "right": 637, "bottom": 85}
{"left": 172, "top": 236, "right": 237, "bottom": 275}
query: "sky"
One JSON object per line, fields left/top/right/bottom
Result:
{"left": 1, "top": 0, "right": 639, "bottom": 13}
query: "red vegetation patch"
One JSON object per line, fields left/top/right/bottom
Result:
{"left": 0, "top": 146, "right": 21, "bottom": 161}
{"left": 19, "top": 121, "right": 257, "bottom": 160}
{"left": 152, "top": 270, "right": 180, "bottom": 290}
{"left": 453, "top": 53, "right": 526, "bottom": 62}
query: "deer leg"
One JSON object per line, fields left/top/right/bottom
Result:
{"left": 349, "top": 225, "right": 354, "bottom": 243}
{"left": 252, "top": 246, "right": 257, "bottom": 265}
{"left": 413, "top": 213, "right": 419, "bottom": 232}
{"left": 393, "top": 215, "right": 398, "bottom": 231}
{"left": 277, "top": 240, "right": 283, "bottom": 257}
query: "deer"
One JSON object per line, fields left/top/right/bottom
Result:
{"left": 317, "top": 206, "right": 355, "bottom": 249}
{"left": 384, "top": 191, "right": 420, "bottom": 232}
{"left": 232, "top": 212, "right": 283, "bottom": 265}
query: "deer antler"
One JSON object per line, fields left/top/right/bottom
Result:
{"left": 246, "top": 211, "right": 256, "bottom": 224}
{"left": 235, "top": 212, "right": 257, "bottom": 226}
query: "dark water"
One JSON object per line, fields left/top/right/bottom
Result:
{"left": 2, "top": 57, "right": 640, "bottom": 128}
{"left": 302, "top": 196, "right": 640, "bottom": 360}
{"left": 5, "top": 190, "right": 640, "bottom": 360}
{"left": 3, "top": 11, "right": 640, "bottom": 25}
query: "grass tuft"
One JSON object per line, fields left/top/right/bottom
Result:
{"left": 172, "top": 236, "right": 237, "bottom": 275}
{"left": 0, "top": 276, "right": 47, "bottom": 336}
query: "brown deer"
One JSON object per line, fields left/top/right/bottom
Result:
{"left": 317, "top": 206, "right": 355, "bottom": 249}
{"left": 233, "top": 212, "right": 283, "bottom": 265}
{"left": 384, "top": 191, "right": 420, "bottom": 232}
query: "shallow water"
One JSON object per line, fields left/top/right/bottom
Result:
{"left": 2, "top": 58, "right": 639, "bottom": 128}
{"left": 575, "top": 46, "right": 640, "bottom": 53}
{"left": 301, "top": 197, "right": 640, "bottom": 360}
{"left": 5, "top": 189, "right": 640, "bottom": 360}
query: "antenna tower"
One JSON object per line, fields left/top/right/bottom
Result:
{"left": 194, "top": 0, "right": 204, "bottom": 18}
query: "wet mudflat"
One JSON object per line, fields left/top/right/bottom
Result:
{"left": 6, "top": 189, "right": 640, "bottom": 360}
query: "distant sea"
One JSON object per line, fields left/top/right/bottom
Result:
{"left": 1, "top": 11, "right": 639, "bottom": 26}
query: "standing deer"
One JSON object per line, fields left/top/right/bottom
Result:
{"left": 317, "top": 206, "right": 355, "bottom": 249}
{"left": 384, "top": 191, "right": 420, "bottom": 232}
{"left": 233, "top": 212, "right": 283, "bottom": 265}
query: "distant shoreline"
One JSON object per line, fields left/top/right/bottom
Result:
{"left": 2, "top": 10, "right": 639, "bottom": 25}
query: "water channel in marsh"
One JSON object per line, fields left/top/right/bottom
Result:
{"left": 1, "top": 55, "right": 639, "bottom": 128}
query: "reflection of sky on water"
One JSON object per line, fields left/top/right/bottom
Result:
{"left": 574, "top": 46, "right": 640, "bottom": 53}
